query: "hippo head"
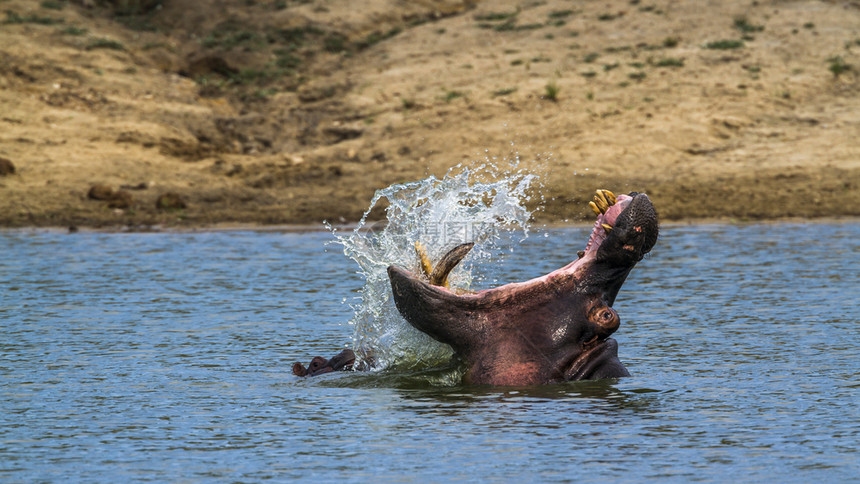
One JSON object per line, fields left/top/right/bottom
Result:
{"left": 387, "top": 191, "right": 658, "bottom": 385}
{"left": 292, "top": 349, "right": 356, "bottom": 377}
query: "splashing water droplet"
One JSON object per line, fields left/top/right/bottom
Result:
{"left": 326, "top": 162, "right": 541, "bottom": 371}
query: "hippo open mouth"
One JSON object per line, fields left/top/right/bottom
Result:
{"left": 387, "top": 190, "right": 658, "bottom": 385}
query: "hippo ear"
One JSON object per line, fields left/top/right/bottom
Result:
{"left": 292, "top": 362, "right": 308, "bottom": 377}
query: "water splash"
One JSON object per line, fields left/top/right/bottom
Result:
{"left": 327, "top": 162, "right": 542, "bottom": 371}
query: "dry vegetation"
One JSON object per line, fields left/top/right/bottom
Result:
{"left": 0, "top": 0, "right": 858, "bottom": 228}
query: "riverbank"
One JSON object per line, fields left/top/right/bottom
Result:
{"left": 1, "top": 0, "right": 858, "bottom": 228}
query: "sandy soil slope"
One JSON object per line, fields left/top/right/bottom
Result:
{"left": 0, "top": 0, "right": 858, "bottom": 228}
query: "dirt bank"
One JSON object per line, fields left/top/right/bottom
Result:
{"left": 1, "top": 0, "right": 858, "bottom": 228}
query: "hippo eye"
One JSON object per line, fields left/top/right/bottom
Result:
{"left": 600, "top": 310, "right": 612, "bottom": 320}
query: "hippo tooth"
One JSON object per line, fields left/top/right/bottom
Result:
{"left": 414, "top": 241, "right": 433, "bottom": 277}
{"left": 594, "top": 190, "right": 609, "bottom": 208}
{"left": 593, "top": 196, "right": 609, "bottom": 214}
{"left": 589, "top": 201, "right": 602, "bottom": 216}
{"left": 600, "top": 189, "right": 617, "bottom": 206}
{"left": 601, "top": 223, "right": 613, "bottom": 232}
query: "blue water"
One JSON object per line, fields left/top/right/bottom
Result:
{"left": 1, "top": 223, "right": 858, "bottom": 482}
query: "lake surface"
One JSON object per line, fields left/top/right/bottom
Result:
{"left": 2, "top": 222, "right": 858, "bottom": 482}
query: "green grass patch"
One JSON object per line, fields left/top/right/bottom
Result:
{"left": 605, "top": 45, "right": 631, "bottom": 53}
{"left": 733, "top": 16, "right": 764, "bottom": 34}
{"left": 663, "top": 36, "right": 679, "bottom": 48}
{"left": 704, "top": 39, "right": 744, "bottom": 50}
{"left": 583, "top": 52, "right": 600, "bottom": 63}
{"left": 474, "top": 10, "right": 519, "bottom": 22}
{"left": 274, "top": 49, "right": 302, "bottom": 69}
{"left": 4, "top": 10, "right": 64, "bottom": 24}
{"left": 273, "top": 26, "right": 325, "bottom": 47}
{"left": 86, "top": 38, "right": 126, "bottom": 51}
{"left": 827, "top": 56, "right": 851, "bottom": 77}
{"left": 492, "top": 87, "right": 517, "bottom": 97}
{"left": 491, "top": 21, "right": 544, "bottom": 32}
{"left": 229, "top": 68, "right": 278, "bottom": 85}
{"left": 654, "top": 57, "right": 684, "bottom": 67}
{"left": 474, "top": 9, "right": 544, "bottom": 32}
{"left": 356, "top": 28, "right": 401, "bottom": 50}
{"left": 203, "top": 30, "right": 264, "bottom": 50}
{"left": 60, "top": 25, "right": 87, "bottom": 35}
{"left": 543, "top": 81, "right": 559, "bottom": 101}
{"left": 443, "top": 90, "right": 466, "bottom": 102}
{"left": 548, "top": 9, "right": 574, "bottom": 19}
{"left": 323, "top": 33, "right": 348, "bottom": 53}
{"left": 142, "top": 41, "right": 172, "bottom": 51}
{"left": 629, "top": 71, "right": 647, "bottom": 81}
{"left": 40, "top": 1, "right": 66, "bottom": 10}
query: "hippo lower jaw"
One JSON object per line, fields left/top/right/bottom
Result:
{"left": 564, "top": 338, "right": 630, "bottom": 381}
{"left": 388, "top": 190, "right": 658, "bottom": 385}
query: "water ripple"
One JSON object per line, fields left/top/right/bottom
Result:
{"left": 1, "top": 223, "right": 858, "bottom": 482}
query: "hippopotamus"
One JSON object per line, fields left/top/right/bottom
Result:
{"left": 292, "top": 349, "right": 355, "bottom": 377}
{"left": 295, "top": 189, "right": 658, "bottom": 385}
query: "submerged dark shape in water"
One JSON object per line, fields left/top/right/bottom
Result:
{"left": 292, "top": 349, "right": 355, "bottom": 377}
{"left": 294, "top": 189, "right": 658, "bottom": 386}
{"left": 388, "top": 190, "right": 658, "bottom": 385}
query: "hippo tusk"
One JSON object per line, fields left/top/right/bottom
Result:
{"left": 428, "top": 242, "right": 474, "bottom": 287}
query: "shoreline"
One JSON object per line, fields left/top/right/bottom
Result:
{"left": 3, "top": 215, "right": 858, "bottom": 235}
{"left": 1, "top": 0, "right": 858, "bottom": 232}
